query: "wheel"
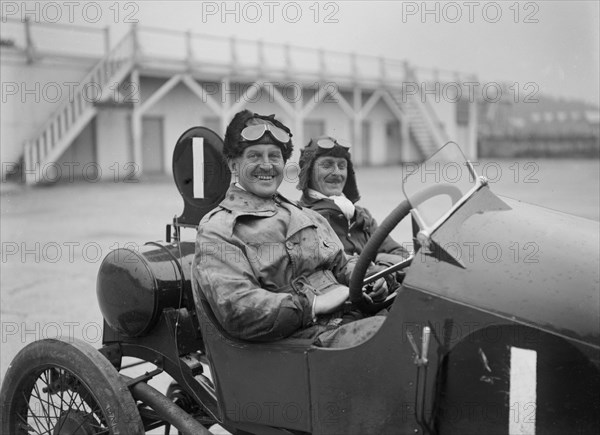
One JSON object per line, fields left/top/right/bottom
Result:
{"left": 0, "top": 338, "right": 144, "bottom": 434}
{"left": 349, "top": 184, "right": 463, "bottom": 313}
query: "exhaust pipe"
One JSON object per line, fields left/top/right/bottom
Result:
{"left": 128, "top": 378, "right": 213, "bottom": 435}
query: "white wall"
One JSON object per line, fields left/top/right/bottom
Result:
{"left": 1, "top": 52, "right": 95, "bottom": 165}
{"left": 365, "top": 99, "right": 400, "bottom": 165}
{"left": 143, "top": 80, "right": 223, "bottom": 176}
{"left": 54, "top": 122, "right": 96, "bottom": 182}
{"left": 95, "top": 108, "right": 131, "bottom": 180}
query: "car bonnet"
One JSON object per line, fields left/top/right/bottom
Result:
{"left": 403, "top": 186, "right": 600, "bottom": 349}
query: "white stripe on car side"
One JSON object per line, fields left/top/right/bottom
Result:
{"left": 193, "top": 137, "right": 205, "bottom": 199}
{"left": 509, "top": 346, "right": 537, "bottom": 435}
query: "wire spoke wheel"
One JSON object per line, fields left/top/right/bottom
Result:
{"left": 15, "top": 367, "right": 108, "bottom": 434}
{"left": 1, "top": 338, "right": 144, "bottom": 435}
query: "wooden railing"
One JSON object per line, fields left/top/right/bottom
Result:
{"left": 135, "top": 25, "right": 411, "bottom": 87}
{"left": 0, "top": 16, "right": 110, "bottom": 62}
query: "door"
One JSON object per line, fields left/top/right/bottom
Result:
{"left": 142, "top": 116, "right": 164, "bottom": 174}
{"left": 361, "top": 120, "right": 371, "bottom": 165}
{"left": 386, "top": 120, "right": 402, "bottom": 164}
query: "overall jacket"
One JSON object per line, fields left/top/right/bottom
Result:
{"left": 299, "top": 194, "right": 410, "bottom": 266}
{"left": 192, "top": 185, "right": 355, "bottom": 342}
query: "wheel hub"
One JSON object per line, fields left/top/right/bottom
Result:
{"left": 54, "top": 410, "right": 96, "bottom": 435}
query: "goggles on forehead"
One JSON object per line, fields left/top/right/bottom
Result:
{"left": 316, "top": 137, "right": 352, "bottom": 150}
{"left": 240, "top": 124, "right": 291, "bottom": 144}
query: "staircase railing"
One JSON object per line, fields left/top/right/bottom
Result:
{"left": 403, "top": 67, "right": 451, "bottom": 157}
{"left": 23, "top": 29, "right": 135, "bottom": 182}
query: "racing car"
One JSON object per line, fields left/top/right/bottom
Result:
{"left": 1, "top": 127, "right": 598, "bottom": 434}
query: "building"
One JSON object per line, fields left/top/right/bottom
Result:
{"left": 478, "top": 87, "right": 600, "bottom": 158}
{"left": 1, "top": 19, "right": 479, "bottom": 184}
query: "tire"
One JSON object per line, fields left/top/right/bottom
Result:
{"left": 0, "top": 338, "right": 144, "bottom": 434}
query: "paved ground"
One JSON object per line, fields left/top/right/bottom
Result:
{"left": 1, "top": 157, "right": 598, "bottom": 433}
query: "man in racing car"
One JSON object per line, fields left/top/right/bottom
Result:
{"left": 297, "top": 136, "right": 410, "bottom": 273}
{"left": 192, "top": 110, "right": 387, "bottom": 347}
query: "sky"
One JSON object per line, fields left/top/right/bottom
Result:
{"left": 3, "top": 0, "right": 599, "bottom": 106}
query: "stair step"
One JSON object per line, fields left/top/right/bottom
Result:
{"left": 389, "top": 87, "right": 449, "bottom": 156}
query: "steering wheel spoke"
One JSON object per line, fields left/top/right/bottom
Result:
{"left": 362, "top": 255, "right": 414, "bottom": 286}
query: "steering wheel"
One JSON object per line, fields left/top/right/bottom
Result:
{"left": 349, "top": 184, "right": 463, "bottom": 314}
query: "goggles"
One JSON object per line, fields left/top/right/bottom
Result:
{"left": 316, "top": 137, "right": 352, "bottom": 150}
{"left": 240, "top": 124, "right": 291, "bottom": 144}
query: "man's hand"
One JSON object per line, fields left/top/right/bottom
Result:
{"left": 363, "top": 277, "right": 388, "bottom": 303}
{"left": 314, "top": 286, "right": 350, "bottom": 315}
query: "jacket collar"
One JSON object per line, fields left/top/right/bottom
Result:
{"left": 299, "top": 193, "right": 335, "bottom": 211}
{"left": 220, "top": 185, "right": 313, "bottom": 238}
{"left": 299, "top": 192, "right": 365, "bottom": 225}
{"left": 220, "top": 184, "right": 301, "bottom": 215}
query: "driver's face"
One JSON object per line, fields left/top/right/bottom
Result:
{"left": 310, "top": 156, "right": 348, "bottom": 197}
{"left": 231, "top": 144, "right": 284, "bottom": 198}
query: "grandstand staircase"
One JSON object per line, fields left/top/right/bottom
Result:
{"left": 387, "top": 69, "right": 449, "bottom": 159}
{"left": 23, "top": 31, "right": 135, "bottom": 184}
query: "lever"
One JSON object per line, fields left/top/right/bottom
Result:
{"left": 420, "top": 326, "right": 430, "bottom": 365}
{"left": 405, "top": 326, "right": 431, "bottom": 367}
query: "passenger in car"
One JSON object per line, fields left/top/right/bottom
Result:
{"left": 192, "top": 110, "right": 387, "bottom": 347}
{"left": 297, "top": 136, "right": 410, "bottom": 273}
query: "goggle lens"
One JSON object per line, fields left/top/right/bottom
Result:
{"left": 241, "top": 124, "right": 291, "bottom": 144}
{"left": 316, "top": 138, "right": 352, "bottom": 150}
